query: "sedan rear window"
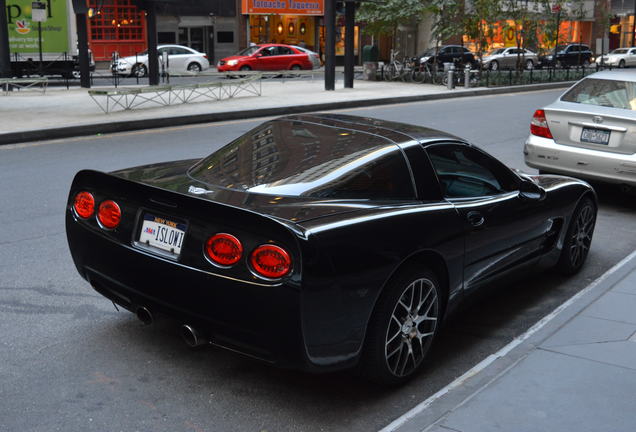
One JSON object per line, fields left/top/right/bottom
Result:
{"left": 561, "top": 78, "right": 636, "bottom": 110}
{"left": 189, "top": 120, "right": 416, "bottom": 200}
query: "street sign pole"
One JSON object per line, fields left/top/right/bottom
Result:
{"left": 344, "top": 0, "right": 354, "bottom": 88}
{"left": 0, "top": 0, "right": 11, "bottom": 78}
{"left": 324, "top": 0, "right": 335, "bottom": 91}
{"left": 32, "top": 1, "right": 47, "bottom": 76}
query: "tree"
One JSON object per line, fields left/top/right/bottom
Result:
{"left": 357, "top": 0, "right": 430, "bottom": 39}
{"left": 463, "top": 0, "right": 503, "bottom": 65}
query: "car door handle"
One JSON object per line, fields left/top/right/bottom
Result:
{"left": 467, "top": 211, "right": 485, "bottom": 227}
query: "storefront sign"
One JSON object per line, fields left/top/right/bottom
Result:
{"left": 6, "top": 0, "right": 68, "bottom": 52}
{"left": 242, "top": 0, "right": 324, "bottom": 15}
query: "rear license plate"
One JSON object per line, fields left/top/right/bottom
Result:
{"left": 138, "top": 213, "right": 187, "bottom": 256}
{"left": 581, "top": 127, "right": 610, "bottom": 145}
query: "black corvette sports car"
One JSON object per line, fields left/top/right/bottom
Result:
{"left": 66, "top": 114, "right": 597, "bottom": 384}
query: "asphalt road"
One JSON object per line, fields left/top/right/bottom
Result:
{"left": 2, "top": 89, "right": 635, "bottom": 432}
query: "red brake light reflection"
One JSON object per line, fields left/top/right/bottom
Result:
{"left": 73, "top": 191, "right": 95, "bottom": 219}
{"left": 97, "top": 200, "right": 121, "bottom": 229}
{"left": 206, "top": 233, "right": 243, "bottom": 266}
{"left": 250, "top": 244, "right": 291, "bottom": 279}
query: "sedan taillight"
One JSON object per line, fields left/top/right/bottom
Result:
{"left": 530, "top": 109, "right": 553, "bottom": 139}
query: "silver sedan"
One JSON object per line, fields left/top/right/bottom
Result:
{"left": 595, "top": 47, "right": 636, "bottom": 68}
{"left": 524, "top": 70, "right": 636, "bottom": 188}
{"left": 481, "top": 47, "right": 538, "bottom": 70}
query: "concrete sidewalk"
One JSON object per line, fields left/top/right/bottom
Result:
{"left": 0, "top": 77, "right": 569, "bottom": 145}
{"left": 383, "top": 250, "right": 636, "bottom": 432}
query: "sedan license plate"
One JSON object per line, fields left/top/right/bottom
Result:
{"left": 581, "top": 127, "right": 610, "bottom": 145}
{"left": 138, "top": 214, "right": 187, "bottom": 256}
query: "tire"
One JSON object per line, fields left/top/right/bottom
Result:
{"left": 619, "top": 59, "right": 625, "bottom": 68}
{"left": 556, "top": 60, "right": 564, "bottom": 69}
{"left": 490, "top": 60, "right": 499, "bottom": 71}
{"left": 382, "top": 64, "right": 397, "bottom": 81}
{"left": 525, "top": 59, "right": 534, "bottom": 70}
{"left": 290, "top": 64, "right": 302, "bottom": 70}
{"left": 360, "top": 266, "right": 442, "bottom": 385}
{"left": 582, "top": 59, "right": 590, "bottom": 68}
{"left": 131, "top": 64, "right": 147, "bottom": 78}
{"left": 556, "top": 197, "right": 596, "bottom": 275}
{"left": 187, "top": 62, "right": 202, "bottom": 73}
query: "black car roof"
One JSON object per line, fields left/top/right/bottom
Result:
{"left": 277, "top": 113, "right": 464, "bottom": 147}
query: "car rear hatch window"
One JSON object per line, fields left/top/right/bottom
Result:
{"left": 188, "top": 119, "right": 416, "bottom": 200}
{"left": 545, "top": 78, "right": 636, "bottom": 154}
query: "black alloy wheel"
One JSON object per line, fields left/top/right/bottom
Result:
{"left": 361, "top": 266, "right": 441, "bottom": 385}
{"left": 557, "top": 196, "right": 596, "bottom": 275}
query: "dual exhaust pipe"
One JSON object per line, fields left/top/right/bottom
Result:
{"left": 135, "top": 307, "right": 209, "bottom": 347}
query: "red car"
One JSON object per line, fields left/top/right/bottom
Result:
{"left": 217, "top": 44, "right": 319, "bottom": 72}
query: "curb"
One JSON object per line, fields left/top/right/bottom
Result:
{"left": 381, "top": 249, "right": 636, "bottom": 432}
{"left": 0, "top": 81, "right": 570, "bottom": 146}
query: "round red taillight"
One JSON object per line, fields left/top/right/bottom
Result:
{"left": 97, "top": 200, "right": 121, "bottom": 229}
{"left": 205, "top": 233, "right": 243, "bottom": 267}
{"left": 73, "top": 191, "right": 95, "bottom": 219}
{"left": 250, "top": 244, "right": 291, "bottom": 279}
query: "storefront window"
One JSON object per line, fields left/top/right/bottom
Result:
{"left": 88, "top": 0, "right": 144, "bottom": 42}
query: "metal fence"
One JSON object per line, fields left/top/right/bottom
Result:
{"left": 377, "top": 64, "right": 599, "bottom": 87}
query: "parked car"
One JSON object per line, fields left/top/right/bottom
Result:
{"left": 111, "top": 44, "right": 210, "bottom": 77}
{"left": 217, "top": 44, "right": 318, "bottom": 72}
{"left": 481, "top": 47, "right": 538, "bottom": 70}
{"left": 595, "top": 47, "right": 636, "bottom": 68}
{"left": 419, "top": 45, "right": 477, "bottom": 69}
{"left": 524, "top": 70, "right": 636, "bottom": 189}
{"left": 66, "top": 114, "right": 597, "bottom": 385}
{"left": 538, "top": 43, "right": 593, "bottom": 68}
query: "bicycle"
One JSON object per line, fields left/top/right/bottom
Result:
{"left": 382, "top": 49, "right": 404, "bottom": 81}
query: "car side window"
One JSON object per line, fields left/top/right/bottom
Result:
{"left": 279, "top": 47, "right": 293, "bottom": 55}
{"left": 427, "top": 144, "right": 517, "bottom": 199}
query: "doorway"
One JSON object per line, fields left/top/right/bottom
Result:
{"left": 178, "top": 26, "right": 215, "bottom": 63}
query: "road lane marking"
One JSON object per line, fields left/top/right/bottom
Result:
{"left": 378, "top": 248, "right": 636, "bottom": 432}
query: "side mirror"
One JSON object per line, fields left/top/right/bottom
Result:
{"left": 519, "top": 179, "right": 546, "bottom": 201}
{"left": 255, "top": 53, "right": 263, "bottom": 58}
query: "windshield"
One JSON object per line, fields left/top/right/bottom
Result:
{"left": 611, "top": 48, "right": 629, "bottom": 54}
{"left": 561, "top": 78, "right": 636, "bottom": 110}
{"left": 487, "top": 48, "right": 505, "bottom": 56}
{"left": 420, "top": 49, "right": 435, "bottom": 57}
{"left": 188, "top": 119, "right": 415, "bottom": 200}
{"left": 237, "top": 46, "right": 260, "bottom": 56}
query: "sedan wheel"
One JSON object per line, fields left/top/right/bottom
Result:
{"left": 525, "top": 59, "right": 534, "bottom": 70}
{"left": 619, "top": 59, "right": 626, "bottom": 68}
{"left": 187, "top": 62, "right": 202, "bottom": 73}
{"left": 361, "top": 266, "right": 441, "bottom": 385}
{"left": 557, "top": 197, "right": 596, "bottom": 275}
{"left": 132, "top": 64, "right": 147, "bottom": 78}
{"left": 490, "top": 60, "right": 499, "bottom": 71}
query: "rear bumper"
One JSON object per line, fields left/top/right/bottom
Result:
{"left": 524, "top": 134, "right": 636, "bottom": 186}
{"left": 66, "top": 213, "right": 316, "bottom": 370}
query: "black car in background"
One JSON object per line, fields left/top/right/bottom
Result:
{"left": 419, "top": 45, "right": 477, "bottom": 69}
{"left": 539, "top": 43, "right": 593, "bottom": 68}
{"left": 66, "top": 114, "right": 597, "bottom": 385}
